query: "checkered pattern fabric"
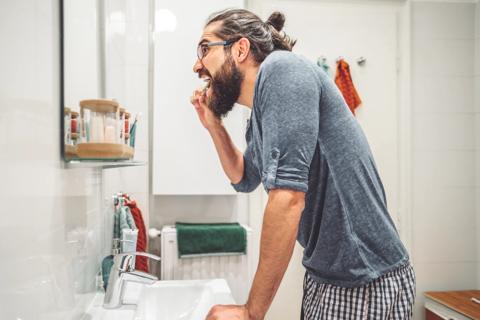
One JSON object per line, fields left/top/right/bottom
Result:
{"left": 301, "top": 263, "right": 416, "bottom": 320}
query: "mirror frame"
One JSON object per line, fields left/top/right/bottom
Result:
{"left": 60, "top": 0, "right": 65, "bottom": 161}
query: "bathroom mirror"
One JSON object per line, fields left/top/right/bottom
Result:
{"left": 61, "top": 0, "right": 150, "bottom": 163}
{"left": 61, "top": 0, "right": 245, "bottom": 192}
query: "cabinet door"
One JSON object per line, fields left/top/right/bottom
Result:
{"left": 426, "top": 309, "right": 446, "bottom": 320}
{"left": 153, "top": 0, "right": 246, "bottom": 195}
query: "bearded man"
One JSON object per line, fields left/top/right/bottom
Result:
{"left": 190, "top": 9, "right": 415, "bottom": 320}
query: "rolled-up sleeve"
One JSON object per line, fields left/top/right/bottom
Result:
{"left": 258, "top": 62, "right": 320, "bottom": 193}
{"left": 231, "top": 142, "right": 261, "bottom": 193}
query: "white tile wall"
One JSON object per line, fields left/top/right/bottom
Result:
{"left": 412, "top": 2, "right": 475, "bottom": 40}
{"left": 150, "top": 195, "right": 249, "bottom": 226}
{"left": 413, "top": 187, "right": 477, "bottom": 263}
{"left": 413, "top": 76, "right": 474, "bottom": 114}
{"left": 414, "top": 39, "right": 474, "bottom": 77}
{"left": 412, "top": 2, "right": 478, "bottom": 319}
{"left": 0, "top": 0, "right": 152, "bottom": 318}
{"left": 415, "top": 261, "right": 479, "bottom": 292}
{"left": 413, "top": 150, "right": 476, "bottom": 189}
{"left": 413, "top": 114, "right": 475, "bottom": 151}
{"left": 475, "top": 75, "right": 480, "bottom": 114}
{"left": 475, "top": 0, "right": 480, "bottom": 290}
{"left": 0, "top": 0, "right": 112, "bottom": 318}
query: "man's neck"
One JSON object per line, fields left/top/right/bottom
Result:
{"left": 237, "top": 65, "right": 259, "bottom": 109}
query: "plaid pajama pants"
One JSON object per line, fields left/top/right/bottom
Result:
{"left": 301, "top": 263, "right": 416, "bottom": 320}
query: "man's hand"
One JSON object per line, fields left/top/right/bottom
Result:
{"left": 190, "top": 87, "right": 222, "bottom": 130}
{"left": 205, "top": 304, "right": 250, "bottom": 320}
{"left": 189, "top": 86, "right": 245, "bottom": 184}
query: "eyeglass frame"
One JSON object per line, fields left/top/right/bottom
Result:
{"left": 197, "top": 37, "right": 241, "bottom": 60}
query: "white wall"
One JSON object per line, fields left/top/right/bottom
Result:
{"left": 411, "top": 2, "right": 478, "bottom": 319}
{"left": 0, "top": 1, "right": 109, "bottom": 319}
{"left": 0, "top": 0, "right": 153, "bottom": 318}
{"left": 475, "top": 0, "right": 480, "bottom": 289}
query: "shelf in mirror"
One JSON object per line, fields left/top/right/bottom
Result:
{"left": 64, "top": 159, "right": 147, "bottom": 169}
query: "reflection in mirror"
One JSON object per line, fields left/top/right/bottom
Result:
{"left": 62, "top": 0, "right": 139, "bottom": 162}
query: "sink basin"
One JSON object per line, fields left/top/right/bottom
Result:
{"left": 135, "top": 279, "right": 236, "bottom": 320}
{"left": 86, "top": 279, "right": 236, "bottom": 320}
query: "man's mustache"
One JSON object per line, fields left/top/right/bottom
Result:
{"left": 198, "top": 68, "right": 211, "bottom": 79}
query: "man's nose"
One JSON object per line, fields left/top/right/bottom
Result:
{"left": 193, "top": 58, "right": 203, "bottom": 74}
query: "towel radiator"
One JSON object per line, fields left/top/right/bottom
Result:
{"left": 160, "top": 225, "right": 254, "bottom": 304}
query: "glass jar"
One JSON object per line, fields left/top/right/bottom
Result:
{"left": 119, "top": 107, "right": 126, "bottom": 142}
{"left": 64, "top": 107, "right": 71, "bottom": 145}
{"left": 70, "top": 111, "right": 79, "bottom": 145}
{"left": 79, "top": 99, "right": 120, "bottom": 143}
{"left": 124, "top": 112, "right": 131, "bottom": 145}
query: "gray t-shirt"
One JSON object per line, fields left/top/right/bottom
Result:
{"left": 232, "top": 51, "right": 409, "bottom": 287}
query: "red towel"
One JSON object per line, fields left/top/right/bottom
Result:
{"left": 125, "top": 198, "right": 149, "bottom": 273}
{"left": 334, "top": 59, "right": 362, "bottom": 115}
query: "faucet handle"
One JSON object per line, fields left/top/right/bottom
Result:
{"left": 114, "top": 251, "right": 161, "bottom": 272}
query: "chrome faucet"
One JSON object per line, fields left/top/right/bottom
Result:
{"left": 103, "top": 251, "right": 161, "bottom": 309}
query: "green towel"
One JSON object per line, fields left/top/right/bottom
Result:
{"left": 101, "top": 255, "right": 114, "bottom": 290}
{"left": 114, "top": 205, "right": 136, "bottom": 239}
{"left": 317, "top": 57, "right": 332, "bottom": 77}
{"left": 175, "top": 222, "right": 247, "bottom": 257}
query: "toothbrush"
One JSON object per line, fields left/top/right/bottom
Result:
{"left": 129, "top": 113, "right": 140, "bottom": 148}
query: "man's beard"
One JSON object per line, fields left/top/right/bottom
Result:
{"left": 207, "top": 55, "right": 244, "bottom": 119}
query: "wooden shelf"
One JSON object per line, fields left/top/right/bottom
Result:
{"left": 425, "top": 290, "right": 480, "bottom": 320}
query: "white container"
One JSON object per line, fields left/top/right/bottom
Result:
{"left": 76, "top": 99, "right": 134, "bottom": 159}
{"left": 79, "top": 99, "right": 120, "bottom": 143}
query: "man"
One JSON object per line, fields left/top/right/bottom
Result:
{"left": 190, "top": 9, "right": 415, "bottom": 320}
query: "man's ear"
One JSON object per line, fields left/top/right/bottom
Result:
{"left": 235, "top": 37, "right": 251, "bottom": 63}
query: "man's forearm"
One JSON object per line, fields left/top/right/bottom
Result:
{"left": 208, "top": 124, "right": 244, "bottom": 184}
{"left": 246, "top": 190, "right": 305, "bottom": 320}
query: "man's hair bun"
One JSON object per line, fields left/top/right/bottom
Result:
{"left": 266, "top": 11, "right": 286, "bottom": 32}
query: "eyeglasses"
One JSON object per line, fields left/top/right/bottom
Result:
{"left": 197, "top": 38, "right": 240, "bottom": 60}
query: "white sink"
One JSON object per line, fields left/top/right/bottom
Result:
{"left": 86, "top": 279, "right": 235, "bottom": 320}
{"left": 135, "top": 279, "right": 236, "bottom": 320}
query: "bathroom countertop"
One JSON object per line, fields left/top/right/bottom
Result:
{"left": 424, "top": 290, "right": 480, "bottom": 320}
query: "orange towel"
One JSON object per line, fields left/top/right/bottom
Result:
{"left": 334, "top": 59, "right": 362, "bottom": 115}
